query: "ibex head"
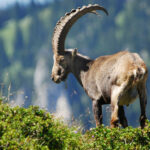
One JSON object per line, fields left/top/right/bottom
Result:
{"left": 51, "top": 4, "right": 108, "bottom": 83}
{"left": 51, "top": 49, "right": 78, "bottom": 83}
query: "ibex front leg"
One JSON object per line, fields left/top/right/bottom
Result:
{"left": 92, "top": 100, "right": 102, "bottom": 127}
{"left": 138, "top": 82, "right": 147, "bottom": 129}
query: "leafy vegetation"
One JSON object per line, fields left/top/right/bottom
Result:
{"left": 0, "top": 100, "right": 150, "bottom": 149}
{"left": 85, "top": 125, "right": 150, "bottom": 150}
{"left": 0, "top": 100, "right": 82, "bottom": 149}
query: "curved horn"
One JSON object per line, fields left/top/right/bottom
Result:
{"left": 52, "top": 4, "right": 108, "bottom": 54}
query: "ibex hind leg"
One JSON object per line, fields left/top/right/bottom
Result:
{"left": 118, "top": 106, "right": 128, "bottom": 128}
{"left": 110, "top": 83, "right": 127, "bottom": 128}
{"left": 137, "top": 82, "right": 147, "bottom": 129}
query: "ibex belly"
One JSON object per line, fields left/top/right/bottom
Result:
{"left": 119, "top": 86, "right": 138, "bottom": 106}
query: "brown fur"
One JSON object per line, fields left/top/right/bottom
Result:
{"left": 51, "top": 4, "right": 148, "bottom": 128}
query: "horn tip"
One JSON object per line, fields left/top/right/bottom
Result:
{"left": 105, "top": 9, "right": 109, "bottom": 16}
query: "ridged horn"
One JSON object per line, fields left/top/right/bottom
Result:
{"left": 52, "top": 4, "right": 108, "bottom": 54}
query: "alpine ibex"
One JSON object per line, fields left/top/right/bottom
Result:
{"left": 51, "top": 4, "right": 148, "bottom": 128}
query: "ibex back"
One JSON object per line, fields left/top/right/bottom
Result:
{"left": 51, "top": 4, "right": 148, "bottom": 128}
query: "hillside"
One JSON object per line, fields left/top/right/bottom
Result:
{"left": 0, "top": 100, "right": 150, "bottom": 149}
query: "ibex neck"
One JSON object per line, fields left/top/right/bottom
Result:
{"left": 70, "top": 54, "right": 92, "bottom": 86}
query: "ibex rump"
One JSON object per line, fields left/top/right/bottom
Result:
{"left": 51, "top": 4, "right": 148, "bottom": 128}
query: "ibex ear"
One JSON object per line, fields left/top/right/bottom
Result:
{"left": 72, "top": 48, "right": 77, "bottom": 57}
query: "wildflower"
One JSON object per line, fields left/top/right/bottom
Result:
{"left": 74, "top": 130, "right": 78, "bottom": 134}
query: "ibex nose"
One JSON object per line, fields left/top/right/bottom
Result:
{"left": 51, "top": 75, "right": 54, "bottom": 81}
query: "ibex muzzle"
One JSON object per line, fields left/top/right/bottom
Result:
{"left": 51, "top": 55, "right": 69, "bottom": 83}
{"left": 51, "top": 4, "right": 148, "bottom": 128}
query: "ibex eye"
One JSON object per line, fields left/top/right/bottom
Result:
{"left": 60, "top": 58, "right": 64, "bottom": 62}
{"left": 58, "top": 69, "right": 61, "bottom": 75}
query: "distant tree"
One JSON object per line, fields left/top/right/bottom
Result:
{"left": 12, "top": 2, "right": 21, "bottom": 20}
{"left": 0, "top": 38, "right": 10, "bottom": 69}
{"left": 13, "top": 23, "right": 24, "bottom": 59}
{"left": 30, "top": 0, "right": 37, "bottom": 9}
{"left": 115, "top": 0, "right": 150, "bottom": 51}
{"left": 0, "top": 9, "right": 10, "bottom": 27}
{"left": 28, "top": 13, "right": 46, "bottom": 49}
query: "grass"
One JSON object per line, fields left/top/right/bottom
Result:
{"left": 0, "top": 99, "right": 150, "bottom": 149}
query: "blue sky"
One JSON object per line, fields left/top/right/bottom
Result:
{"left": 0, "top": 0, "right": 47, "bottom": 9}
{"left": 0, "top": 0, "right": 30, "bottom": 8}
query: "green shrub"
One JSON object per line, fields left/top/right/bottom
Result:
{"left": 83, "top": 124, "right": 150, "bottom": 150}
{"left": 0, "top": 100, "right": 150, "bottom": 150}
{"left": 0, "top": 101, "right": 82, "bottom": 149}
